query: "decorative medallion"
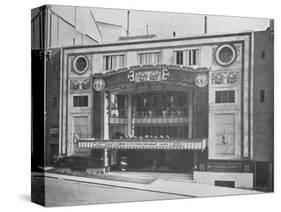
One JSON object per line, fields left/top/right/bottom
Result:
{"left": 73, "top": 55, "right": 89, "bottom": 74}
{"left": 93, "top": 78, "right": 105, "bottom": 91}
{"left": 194, "top": 73, "right": 208, "bottom": 88}
{"left": 215, "top": 44, "right": 237, "bottom": 67}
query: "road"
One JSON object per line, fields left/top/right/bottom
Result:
{"left": 31, "top": 176, "right": 188, "bottom": 207}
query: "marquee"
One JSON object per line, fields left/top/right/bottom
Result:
{"left": 77, "top": 138, "right": 207, "bottom": 151}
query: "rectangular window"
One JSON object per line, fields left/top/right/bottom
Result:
{"left": 175, "top": 51, "right": 184, "bottom": 65}
{"left": 187, "top": 49, "right": 199, "bottom": 65}
{"left": 175, "top": 49, "right": 200, "bottom": 66}
{"left": 73, "top": 96, "right": 88, "bottom": 107}
{"left": 138, "top": 52, "right": 161, "bottom": 65}
{"left": 103, "top": 55, "right": 125, "bottom": 70}
{"left": 52, "top": 96, "right": 57, "bottom": 109}
{"left": 109, "top": 94, "right": 127, "bottom": 117}
{"left": 260, "top": 89, "right": 265, "bottom": 102}
{"left": 261, "top": 51, "right": 266, "bottom": 59}
{"left": 215, "top": 90, "right": 235, "bottom": 103}
{"left": 49, "top": 126, "right": 59, "bottom": 137}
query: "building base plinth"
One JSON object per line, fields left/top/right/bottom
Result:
{"left": 194, "top": 171, "right": 253, "bottom": 190}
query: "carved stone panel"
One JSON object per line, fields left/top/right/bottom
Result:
{"left": 70, "top": 79, "right": 92, "bottom": 90}
{"left": 215, "top": 113, "right": 236, "bottom": 156}
{"left": 211, "top": 71, "right": 240, "bottom": 85}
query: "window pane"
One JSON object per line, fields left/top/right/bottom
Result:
{"left": 260, "top": 90, "right": 265, "bottom": 102}
{"left": 192, "top": 49, "right": 197, "bottom": 65}
{"left": 176, "top": 51, "right": 183, "bottom": 65}
{"left": 119, "top": 55, "right": 125, "bottom": 68}
{"left": 215, "top": 91, "right": 235, "bottom": 103}
{"left": 195, "top": 49, "right": 199, "bottom": 65}
{"left": 229, "top": 91, "right": 235, "bottom": 102}
{"left": 189, "top": 50, "right": 192, "bottom": 65}
{"left": 104, "top": 56, "right": 111, "bottom": 70}
{"left": 215, "top": 91, "right": 222, "bottom": 103}
{"left": 138, "top": 52, "right": 161, "bottom": 65}
{"left": 73, "top": 96, "right": 88, "bottom": 107}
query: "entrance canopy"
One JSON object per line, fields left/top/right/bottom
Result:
{"left": 88, "top": 65, "right": 209, "bottom": 152}
{"left": 77, "top": 138, "right": 207, "bottom": 151}
{"left": 92, "top": 64, "right": 210, "bottom": 93}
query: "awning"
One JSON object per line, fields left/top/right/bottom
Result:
{"left": 77, "top": 138, "right": 207, "bottom": 151}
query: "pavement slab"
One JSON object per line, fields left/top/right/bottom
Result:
{"left": 33, "top": 172, "right": 262, "bottom": 198}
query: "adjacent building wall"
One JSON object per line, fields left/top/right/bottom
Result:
{"left": 253, "top": 30, "right": 274, "bottom": 162}
{"left": 46, "top": 48, "right": 61, "bottom": 164}
{"left": 96, "top": 21, "right": 126, "bottom": 42}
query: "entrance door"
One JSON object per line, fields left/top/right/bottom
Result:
{"left": 118, "top": 150, "right": 193, "bottom": 172}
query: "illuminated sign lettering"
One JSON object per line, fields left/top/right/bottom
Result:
{"left": 128, "top": 69, "right": 169, "bottom": 82}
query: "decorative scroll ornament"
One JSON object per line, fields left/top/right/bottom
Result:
{"left": 211, "top": 71, "right": 240, "bottom": 84}
{"left": 221, "top": 130, "right": 228, "bottom": 144}
{"left": 194, "top": 73, "right": 208, "bottom": 88}
{"left": 82, "top": 79, "right": 91, "bottom": 89}
{"left": 73, "top": 134, "right": 80, "bottom": 143}
{"left": 70, "top": 79, "right": 92, "bottom": 90}
{"left": 93, "top": 78, "right": 105, "bottom": 91}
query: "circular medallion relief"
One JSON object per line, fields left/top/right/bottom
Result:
{"left": 73, "top": 55, "right": 89, "bottom": 74}
{"left": 194, "top": 73, "right": 208, "bottom": 88}
{"left": 215, "top": 44, "right": 237, "bottom": 67}
{"left": 93, "top": 78, "right": 105, "bottom": 91}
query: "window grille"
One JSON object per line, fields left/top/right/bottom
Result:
{"left": 215, "top": 90, "right": 235, "bottom": 103}
{"left": 137, "top": 52, "right": 161, "bottom": 65}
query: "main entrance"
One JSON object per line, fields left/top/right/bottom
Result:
{"left": 74, "top": 66, "right": 209, "bottom": 174}
{"left": 117, "top": 149, "right": 194, "bottom": 172}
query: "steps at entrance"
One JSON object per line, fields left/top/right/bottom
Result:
{"left": 73, "top": 148, "right": 91, "bottom": 157}
{"left": 109, "top": 171, "right": 194, "bottom": 183}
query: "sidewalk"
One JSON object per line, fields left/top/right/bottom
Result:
{"left": 33, "top": 172, "right": 262, "bottom": 197}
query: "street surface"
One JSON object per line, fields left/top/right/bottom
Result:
{"left": 32, "top": 176, "right": 188, "bottom": 207}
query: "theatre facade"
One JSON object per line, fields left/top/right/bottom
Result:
{"left": 58, "top": 30, "right": 273, "bottom": 190}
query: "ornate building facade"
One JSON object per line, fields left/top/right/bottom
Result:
{"left": 58, "top": 30, "right": 273, "bottom": 191}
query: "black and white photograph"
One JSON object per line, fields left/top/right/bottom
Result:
{"left": 30, "top": 3, "right": 273, "bottom": 207}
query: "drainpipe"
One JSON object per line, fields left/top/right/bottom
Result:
{"left": 127, "top": 10, "right": 130, "bottom": 36}
{"left": 204, "top": 16, "right": 207, "bottom": 34}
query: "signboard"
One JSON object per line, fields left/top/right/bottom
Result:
{"left": 207, "top": 162, "right": 242, "bottom": 172}
{"left": 77, "top": 139, "right": 206, "bottom": 150}
{"left": 128, "top": 68, "right": 169, "bottom": 82}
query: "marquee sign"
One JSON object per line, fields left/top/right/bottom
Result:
{"left": 77, "top": 139, "right": 207, "bottom": 151}
{"left": 92, "top": 65, "right": 210, "bottom": 91}
{"left": 128, "top": 68, "right": 169, "bottom": 82}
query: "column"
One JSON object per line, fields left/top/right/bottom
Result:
{"left": 104, "top": 92, "right": 109, "bottom": 139}
{"left": 127, "top": 94, "right": 132, "bottom": 137}
{"left": 193, "top": 151, "right": 198, "bottom": 170}
{"left": 104, "top": 148, "right": 109, "bottom": 171}
{"left": 188, "top": 91, "right": 193, "bottom": 139}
